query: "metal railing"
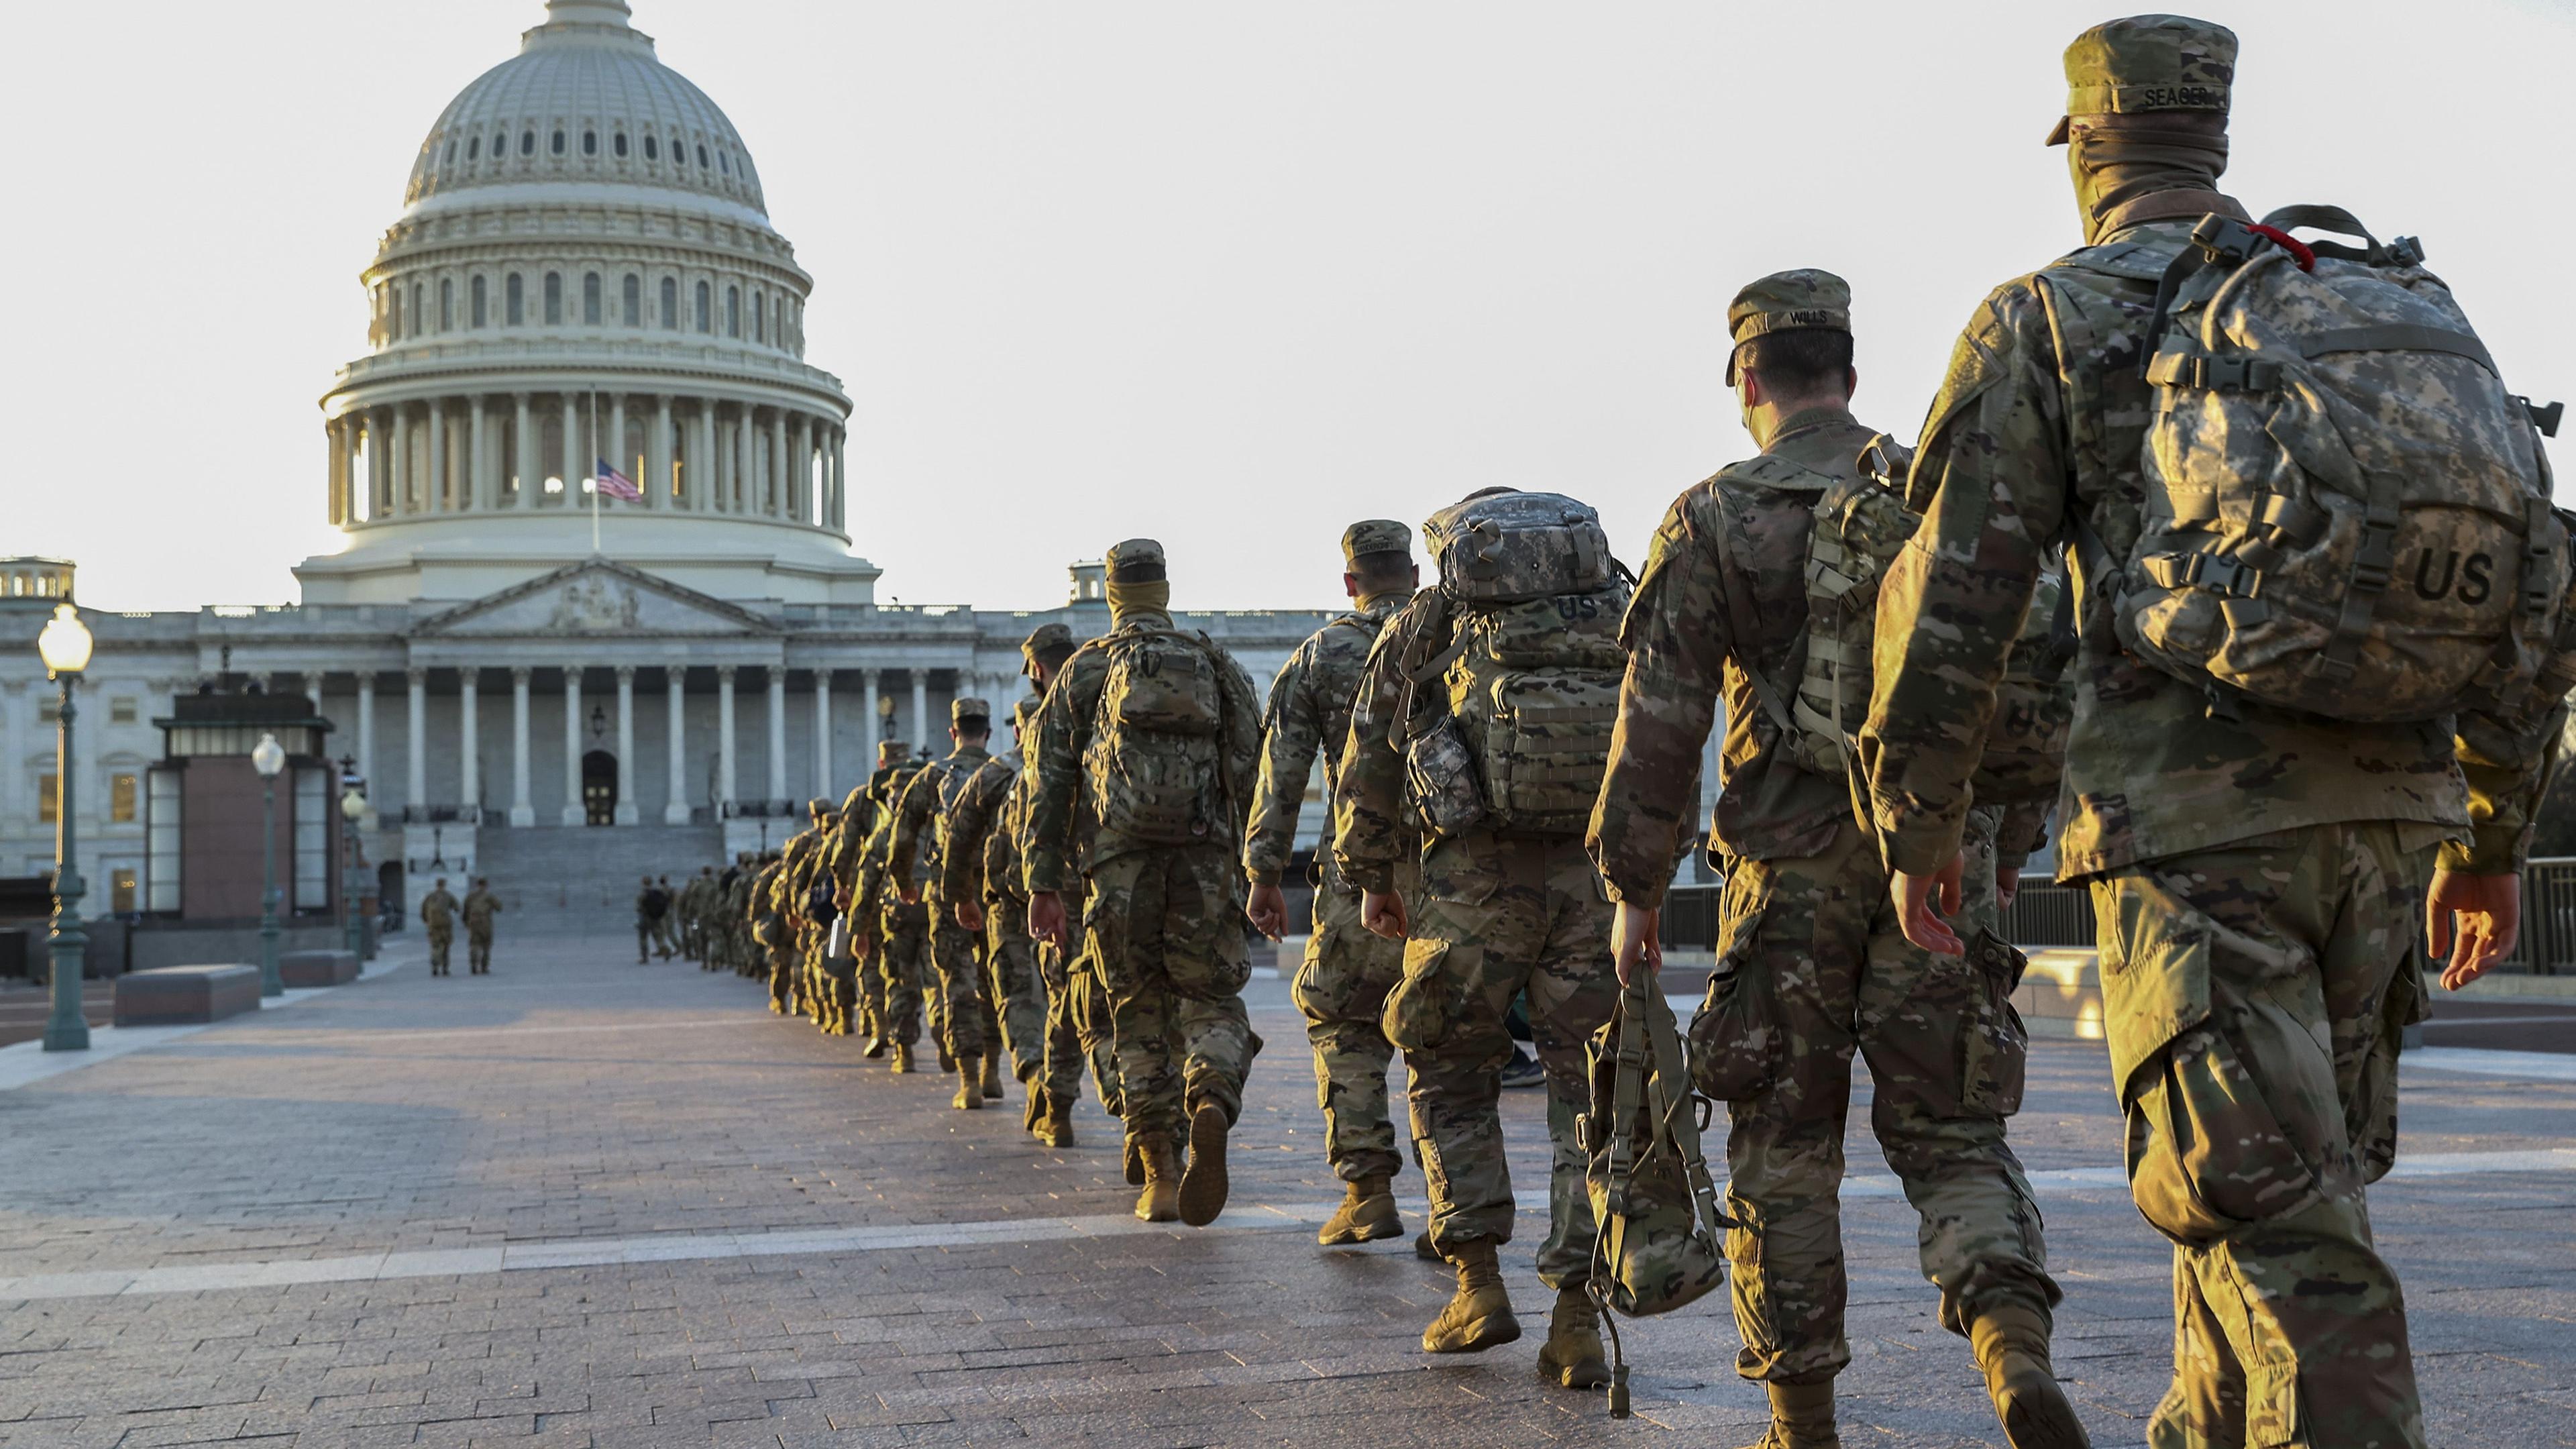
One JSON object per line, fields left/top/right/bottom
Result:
{"left": 1656, "top": 858, "right": 2576, "bottom": 974}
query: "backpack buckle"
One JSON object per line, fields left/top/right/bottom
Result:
{"left": 2188, "top": 215, "right": 2263, "bottom": 264}
{"left": 2147, "top": 348, "right": 2282, "bottom": 392}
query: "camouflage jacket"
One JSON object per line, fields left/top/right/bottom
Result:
{"left": 419, "top": 888, "right": 458, "bottom": 929}
{"left": 1026, "top": 608, "right": 1263, "bottom": 892}
{"left": 852, "top": 760, "right": 928, "bottom": 914}
{"left": 822, "top": 784, "right": 877, "bottom": 898}
{"left": 941, "top": 749, "right": 1021, "bottom": 907}
{"left": 885, "top": 745, "right": 993, "bottom": 905}
{"left": 461, "top": 888, "right": 500, "bottom": 932}
{"left": 1244, "top": 593, "right": 1410, "bottom": 888}
{"left": 1860, "top": 210, "right": 2565, "bottom": 879}
{"left": 1333, "top": 590, "right": 1450, "bottom": 894}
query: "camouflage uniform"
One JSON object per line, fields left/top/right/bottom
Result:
{"left": 940, "top": 703, "right": 1053, "bottom": 1089}
{"left": 1027, "top": 540, "right": 1265, "bottom": 1189}
{"left": 780, "top": 809, "right": 834, "bottom": 1026}
{"left": 461, "top": 881, "right": 500, "bottom": 975}
{"left": 419, "top": 883, "right": 459, "bottom": 976}
{"left": 1246, "top": 522, "right": 1419, "bottom": 1193}
{"left": 650, "top": 876, "right": 682, "bottom": 959}
{"left": 853, "top": 755, "right": 933, "bottom": 1050}
{"left": 634, "top": 878, "right": 667, "bottom": 964}
{"left": 1591, "top": 273, "right": 2068, "bottom": 1396}
{"left": 749, "top": 855, "right": 792, "bottom": 1006}
{"left": 888, "top": 706, "right": 1003, "bottom": 1077}
{"left": 1858, "top": 21, "right": 2568, "bottom": 1448}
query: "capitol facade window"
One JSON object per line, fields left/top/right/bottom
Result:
{"left": 584, "top": 272, "right": 602, "bottom": 325}
{"left": 545, "top": 272, "right": 563, "bottom": 325}
{"left": 659, "top": 276, "right": 678, "bottom": 329}
{"left": 506, "top": 273, "right": 524, "bottom": 325}
{"left": 583, "top": 128, "right": 597, "bottom": 156}
{"left": 520, "top": 128, "right": 534, "bottom": 156}
{"left": 472, "top": 275, "right": 488, "bottom": 327}
{"left": 551, "top": 127, "right": 566, "bottom": 156}
{"left": 623, "top": 274, "right": 641, "bottom": 327}
{"left": 695, "top": 280, "right": 710, "bottom": 333}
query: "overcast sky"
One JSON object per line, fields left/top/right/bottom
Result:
{"left": 5, "top": 0, "right": 2569, "bottom": 614}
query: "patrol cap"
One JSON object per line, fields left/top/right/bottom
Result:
{"left": 2044, "top": 15, "right": 2236, "bottom": 145}
{"left": 1725, "top": 269, "right": 1851, "bottom": 385}
{"left": 876, "top": 739, "right": 909, "bottom": 765}
{"left": 1341, "top": 519, "right": 1411, "bottom": 567}
{"left": 1106, "top": 538, "right": 1166, "bottom": 582}
{"left": 808, "top": 796, "right": 833, "bottom": 816}
{"left": 1020, "top": 621, "right": 1076, "bottom": 677}
{"left": 951, "top": 696, "right": 993, "bottom": 727}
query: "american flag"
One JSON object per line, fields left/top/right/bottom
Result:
{"left": 592, "top": 459, "right": 643, "bottom": 502}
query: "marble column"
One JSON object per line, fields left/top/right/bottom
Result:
{"left": 509, "top": 667, "right": 534, "bottom": 826}
{"left": 790, "top": 415, "right": 810, "bottom": 521}
{"left": 663, "top": 667, "right": 690, "bottom": 824}
{"left": 459, "top": 669, "right": 480, "bottom": 819}
{"left": 405, "top": 669, "right": 428, "bottom": 814}
{"left": 692, "top": 401, "right": 713, "bottom": 510}
{"left": 765, "top": 668, "right": 788, "bottom": 806}
{"left": 356, "top": 674, "right": 376, "bottom": 794}
{"left": 862, "top": 670, "right": 880, "bottom": 761}
{"left": 426, "top": 399, "right": 445, "bottom": 512}
{"left": 715, "top": 666, "right": 738, "bottom": 808}
{"left": 560, "top": 665, "right": 586, "bottom": 826}
{"left": 830, "top": 426, "right": 847, "bottom": 529}
{"left": 513, "top": 392, "right": 535, "bottom": 508}
{"left": 910, "top": 674, "right": 928, "bottom": 755}
{"left": 735, "top": 407, "right": 755, "bottom": 513}
{"left": 559, "top": 393, "right": 580, "bottom": 506}
{"left": 390, "top": 406, "right": 411, "bottom": 517}
{"left": 770, "top": 411, "right": 789, "bottom": 519}
{"left": 811, "top": 668, "right": 833, "bottom": 802}
{"left": 614, "top": 665, "right": 639, "bottom": 826}
{"left": 608, "top": 394, "right": 628, "bottom": 491}
{"left": 651, "top": 394, "right": 672, "bottom": 510}
{"left": 325, "top": 419, "right": 343, "bottom": 525}
{"left": 468, "top": 396, "right": 488, "bottom": 511}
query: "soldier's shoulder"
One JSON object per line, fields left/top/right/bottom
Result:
{"left": 1706, "top": 453, "right": 1835, "bottom": 499}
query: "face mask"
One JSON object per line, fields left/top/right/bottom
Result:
{"left": 2064, "top": 115, "right": 2231, "bottom": 244}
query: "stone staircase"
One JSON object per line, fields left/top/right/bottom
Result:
{"left": 469, "top": 824, "right": 729, "bottom": 936}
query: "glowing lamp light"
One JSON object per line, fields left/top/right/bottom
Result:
{"left": 36, "top": 604, "right": 92, "bottom": 678}
{"left": 252, "top": 732, "right": 286, "bottom": 779}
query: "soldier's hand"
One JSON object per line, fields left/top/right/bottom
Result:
{"left": 1030, "top": 890, "right": 1069, "bottom": 949}
{"left": 1611, "top": 902, "right": 1661, "bottom": 987}
{"left": 954, "top": 898, "right": 983, "bottom": 933}
{"left": 1996, "top": 866, "right": 2021, "bottom": 912}
{"left": 898, "top": 885, "right": 921, "bottom": 907}
{"left": 2428, "top": 869, "right": 2520, "bottom": 990}
{"left": 1246, "top": 882, "right": 1289, "bottom": 941}
{"left": 1891, "top": 857, "right": 1966, "bottom": 957}
{"left": 1360, "top": 890, "right": 1407, "bottom": 941}
{"left": 834, "top": 887, "right": 851, "bottom": 911}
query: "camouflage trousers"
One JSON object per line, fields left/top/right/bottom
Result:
{"left": 926, "top": 895, "right": 1002, "bottom": 1063}
{"left": 1293, "top": 865, "right": 1416, "bottom": 1186}
{"left": 650, "top": 918, "right": 677, "bottom": 957}
{"left": 467, "top": 928, "right": 492, "bottom": 975}
{"left": 2092, "top": 822, "right": 2438, "bottom": 1449}
{"left": 875, "top": 903, "right": 930, "bottom": 1046}
{"left": 1086, "top": 845, "right": 1259, "bottom": 1141}
{"left": 856, "top": 941, "right": 888, "bottom": 1038}
{"left": 1385, "top": 830, "right": 1614, "bottom": 1287}
{"left": 766, "top": 934, "right": 798, "bottom": 1009}
{"left": 427, "top": 926, "right": 453, "bottom": 975}
{"left": 981, "top": 900, "right": 1049, "bottom": 1083}
{"left": 1703, "top": 821, "right": 2052, "bottom": 1384}
{"left": 1038, "top": 925, "right": 1123, "bottom": 1111}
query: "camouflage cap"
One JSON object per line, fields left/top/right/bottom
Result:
{"left": 876, "top": 739, "right": 909, "bottom": 764}
{"left": 951, "top": 696, "right": 993, "bottom": 726}
{"left": 2045, "top": 14, "right": 2236, "bottom": 144}
{"left": 1341, "top": 519, "right": 1411, "bottom": 566}
{"left": 1725, "top": 269, "right": 1850, "bottom": 384}
{"left": 1106, "top": 538, "right": 1166, "bottom": 583}
{"left": 808, "top": 796, "right": 833, "bottom": 816}
{"left": 1012, "top": 695, "right": 1043, "bottom": 729}
{"left": 1020, "top": 621, "right": 1076, "bottom": 678}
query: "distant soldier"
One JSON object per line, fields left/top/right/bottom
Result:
{"left": 1858, "top": 18, "right": 2567, "bottom": 1448}
{"left": 1028, "top": 539, "right": 1265, "bottom": 1226}
{"left": 850, "top": 744, "right": 931, "bottom": 1072}
{"left": 886, "top": 700, "right": 1007, "bottom": 1108}
{"left": 462, "top": 877, "right": 502, "bottom": 975}
{"left": 1336, "top": 490, "right": 1626, "bottom": 1385}
{"left": 748, "top": 851, "right": 791, "bottom": 1003}
{"left": 824, "top": 769, "right": 889, "bottom": 1045}
{"left": 1590, "top": 270, "right": 2074, "bottom": 1446}
{"left": 1244, "top": 519, "right": 1422, "bottom": 1249}
{"left": 780, "top": 800, "right": 836, "bottom": 1028}
{"left": 634, "top": 875, "right": 671, "bottom": 963}
{"left": 651, "top": 875, "right": 682, "bottom": 959}
{"left": 419, "top": 877, "right": 460, "bottom": 977}
{"left": 941, "top": 696, "right": 1053, "bottom": 1128}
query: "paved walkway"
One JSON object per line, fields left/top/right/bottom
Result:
{"left": 0, "top": 934, "right": 2571, "bottom": 1447}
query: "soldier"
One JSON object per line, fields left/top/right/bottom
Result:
{"left": 1028, "top": 539, "right": 1264, "bottom": 1226}
{"left": 1335, "top": 489, "right": 1626, "bottom": 1387}
{"left": 1857, "top": 19, "right": 2565, "bottom": 1449}
{"left": 419, "top": 877, "right": 460, "bottom": 977}
{"left": 824, "top": 771, "right": 885, "bottom": 1046}
{"left": 1244, "top": 520, "right": 1421, "bottom": 1248}
{"left": 462, "top": 876, "right": 501, "bottom": 976}
{"left": 779, "top": 799, "right": 835, "bottom": 1027}
{"left": 634, "top": 875, "right": 669, "bottom": 964}
{"left": 851, "top": 741, "right": 932, "bottom": 1072}
{"left": 941, "top": 695, "right": 1056, "bottom": 1132}
{"left": 885, "top": 701, "right": 1009, "bottom": 1107}
{"left": 749, "top": 851, "right": 792, "bottom": 1006}
{"left": 1589, "top": 270, "right": 2074, "bottom": 1448}
{"left": 651, "top": 875, "right": 682, "bottom": 959}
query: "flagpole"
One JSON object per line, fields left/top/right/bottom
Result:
{"left": 588, "top": 385, "right": 601, "bottom": 555}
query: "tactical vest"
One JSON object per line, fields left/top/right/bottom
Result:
{"left": 2072, "top": 205, "right": 2575, "bottom": 725}
{"left": 1085, "top": 626, "right": 1234, "bottom": 847}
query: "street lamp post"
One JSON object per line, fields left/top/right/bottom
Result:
{"left": 252, "top": 732, "right": 286, "bottom": 997}
{"left": 339, "top": 757, "right": 368, "bottom": 959}
{"left": 36, "top": 603, "right": 93, "bottom": 1053}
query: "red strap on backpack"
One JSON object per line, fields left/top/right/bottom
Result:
{"left": 2246, "top": 224, "right": 2316, "bottom": 272}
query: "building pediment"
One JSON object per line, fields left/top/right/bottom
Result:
{"left": 413, "top": 558, "right": 776, "bottom": 639}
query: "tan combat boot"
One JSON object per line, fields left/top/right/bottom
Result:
{"left": 953, "top": 1056, "right": 985, "bottom": 1111}
{"left": 980, "top": 1053, "right": 1004, "bottom": 1102}
{"left": 862, "top": 1032, "right": 887, "bottom": 1059}
{"left": 1970, "top": 1303, "right": 2089, "bottom": 1449}
{"left": 1038, "top": 1095, "right": 1077, "bottom": 1150}
{"left": 1316, "top": 1175, "right": 1402, "bottom": 1246}
{"left": 1414, "top": 1230, "right": 1440, "bottom": 1262}
{"left": 1738, "top": 1379, "right": 1841, "bottom": 1449}
{"left": 1133, "top": 1134, "right": 1181, "bottom": 1222}
{"left": 1123, "top": 1138, "right": 1146, "bottom": 1186}
{"left": 1421, "top": 1241, "right": 1520, "bottom": 1353}
{"left": 1537, "top": 1286, "right": 1610, "bottom": 1389}
{"left": 1177, "top": 1102, "right": 1231, "bottom": 1227}
{"left": 890, "top": 1041, "right": 915, "bottom": 1075}
{"left": 1022, "top": 1083, "right": 1050, "bottom": 1136}
{"left": 936, "top": 1040, "right": 957, "bottom": 1074}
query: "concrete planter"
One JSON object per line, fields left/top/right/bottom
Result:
{"left": 278, "top": 949, "right": 360, "bottom": 988}
{"left": 113, "top": 965, "right": 262, "bottom": 1028}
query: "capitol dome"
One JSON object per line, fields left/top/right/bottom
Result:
{"left": 299, "top": 0, "right": 870, "bottom": 606}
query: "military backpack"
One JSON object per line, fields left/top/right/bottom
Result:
{"left": 1085, "top": 625, "right": 1235, "bottom": 847}
{"left": 1401, "top": 491, "right": 1630, "bottom": 837}
{"left": 2099, "top": 205, "right": 2576, "bottom": 724}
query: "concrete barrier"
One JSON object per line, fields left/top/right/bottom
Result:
{"left": 113, "top": 965, "right": 262, "bottom": 1028}
{"left": 278, "top": 949, "right": 360, "bottom": 989}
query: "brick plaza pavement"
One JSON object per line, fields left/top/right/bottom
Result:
{"left": 1, "top": 932, "right": 2573, "bottom": 1447}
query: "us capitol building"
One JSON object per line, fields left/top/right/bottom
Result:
{"left": 0, "top": 0, "right": 1343, "bottom": 924}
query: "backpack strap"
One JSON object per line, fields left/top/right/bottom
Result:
{"left": 2259, "top": 205, "right": 2426, "bottom": 268}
